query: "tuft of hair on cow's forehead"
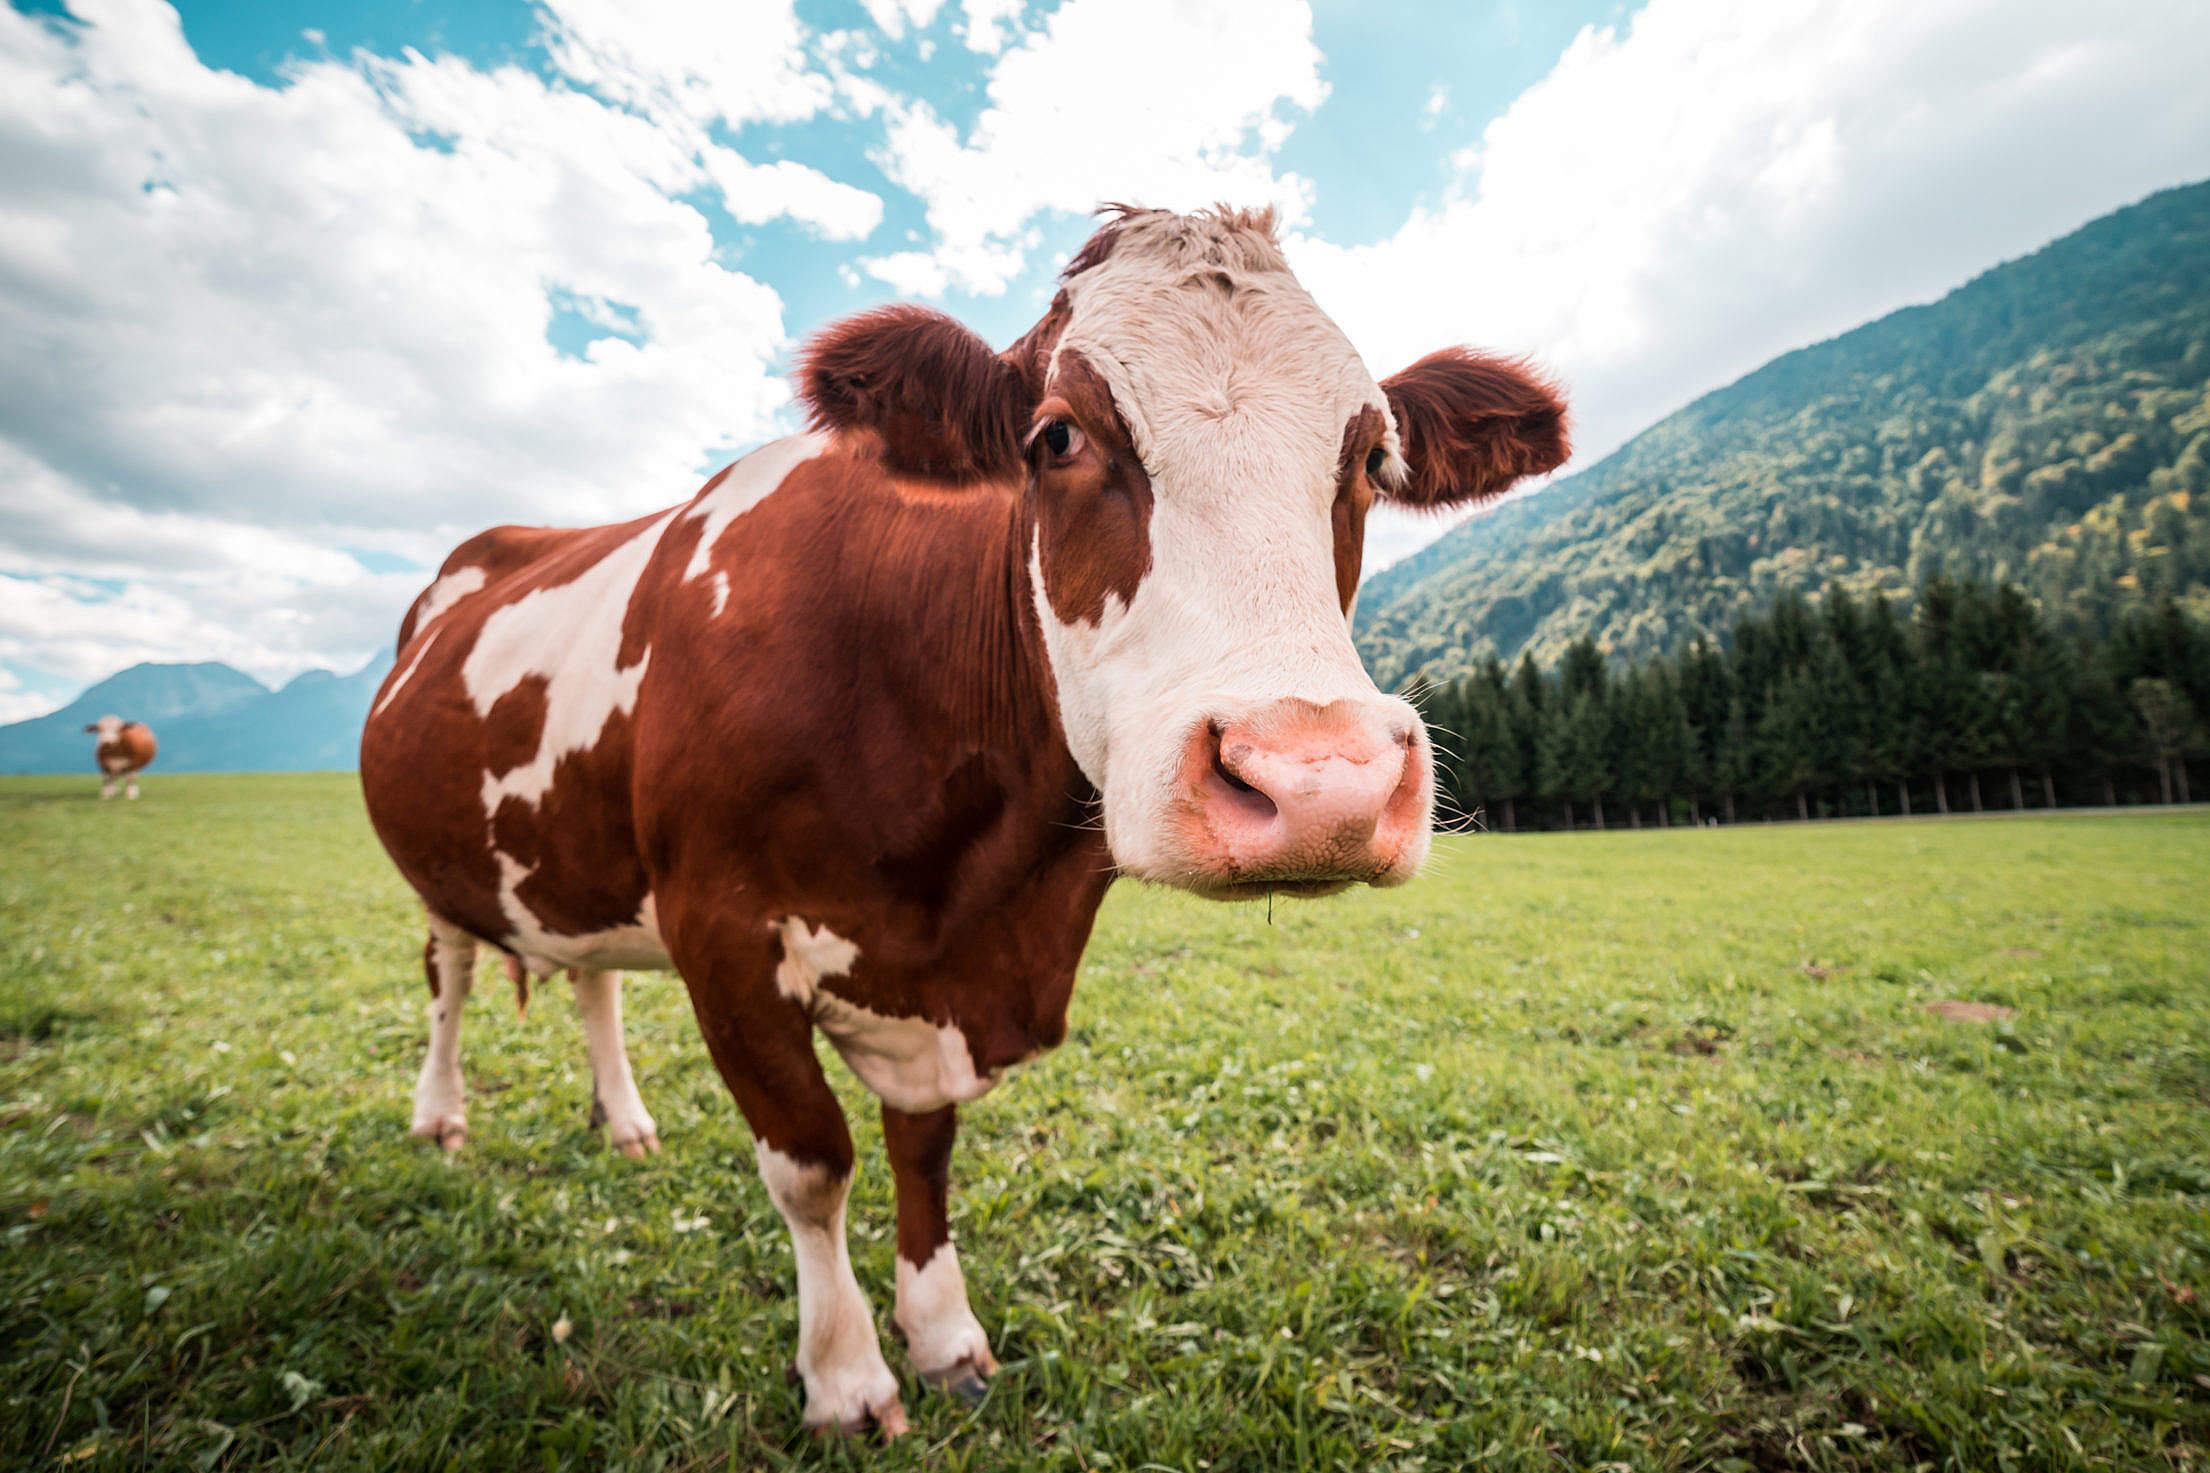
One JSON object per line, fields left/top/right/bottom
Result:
{"left": 1064, "top": 204, "right": 1292, "bottom": 279}
{"left": 1048, "top": 207, "right": 1390, "bottom": 478}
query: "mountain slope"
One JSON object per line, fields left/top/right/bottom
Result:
{"left": 0, "top": 654, "right": 391, "bottom": 774}
{"left": 1355, "top": 178, "right": 2210, "bottom": 689}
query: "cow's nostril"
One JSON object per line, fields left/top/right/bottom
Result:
{"left": 1212, "top": 749, "right": 1259, "bottom": 795}
{"left": 1205, "top": 737, "right": 1279, "bottom": 822}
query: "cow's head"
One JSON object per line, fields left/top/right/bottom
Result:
{"left": 84, "top": 714, "right": 123, "bottom": 742}
{"left": 800, "top": 206, "right": 1567, "bottom": 898}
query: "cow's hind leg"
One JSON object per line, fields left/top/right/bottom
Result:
{"left": 884, "top": 1104, "right": 996, "bottom": 1401}
{"left": 124, "top": 771, "right": 140, "bottom": 800}
{"left": 409, "top": 916, "right": 475, "bottom": 1150}
{"left": 570, "top": 969, "right": 658, "bottom": 1158}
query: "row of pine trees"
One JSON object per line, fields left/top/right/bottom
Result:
{"left": 1413, "top": 579, "right": 2209, "bottom": 831}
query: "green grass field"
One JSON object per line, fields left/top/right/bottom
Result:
{"left": 2, "top": 774, "right": 2207, "bottom": 1471}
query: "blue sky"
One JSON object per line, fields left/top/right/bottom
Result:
{"left": 1, "top": 0, "right": 2207, "bottom": 719}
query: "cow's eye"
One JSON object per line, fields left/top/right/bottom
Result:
{"left": 1364, "top": 445, "right": 1386, "bottom": 480}
{"left": 1042, "top": 420, "right": 1084, "bottom": 459}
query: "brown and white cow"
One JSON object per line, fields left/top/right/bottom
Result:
{"left": 360, "top": 206, "right": 1566, "bottom": 1434}
{"left": 85, "top": 715, "right": 156, "bottom": 799}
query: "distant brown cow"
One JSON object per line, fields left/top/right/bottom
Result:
{"left": 85, "top": 715, "right": 156, "bottom": 800}
{"left": 361, "top": 205, "right": 1569, "bottom": 1434}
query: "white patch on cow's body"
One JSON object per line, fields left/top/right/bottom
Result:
{"left": 465, "top": 511, "right": 676, "bottom": 812}
{"left": 896, "top": 1243, "right": 993, "bottom": 1382}
{"left": 681, "top": 432, "right": 828, "bottom": 582}
{"left": 488, "top": 854, "right": 670, "bottom": 973}
{"left": 772, "top": 917, "right": 1008, "bottom": 1113}
{"left": 755, "top": 1144, "right": 905, "bottom": 1434}
{"left": 816, "top": 1002, "right": 1000, "bottom": 1114}
{"left": 773, "top": 917, "right": 860, "bottom": 1003}
{"left": 414, "top": 564, "right": 487, "bottom": 631}
{"left": 708, "top": 571, "right": 730, "bottom": 617}
{"left": 377, "top": 565, "right": 492, "bottom": 716}
{"left": 373, "top": 631, "right": 438, "bottom": 717}
{"left": 1031, "top": 212, "right": 1425, "bottom": 881}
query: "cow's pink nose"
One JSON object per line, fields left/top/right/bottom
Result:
{"left": 1178, "top": 699, "right": 1428, "bottom": 892}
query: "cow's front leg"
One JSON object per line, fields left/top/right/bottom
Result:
{"left": 884, "top": 1103, "right": 996, "bottom": 1400}
{"left": 755, "top": 1139, "right": 906, "bottom": 1435}
{"left": 679, "top": 939, "right": 905, "bottom": 1436}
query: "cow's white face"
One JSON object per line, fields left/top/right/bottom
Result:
{"left": 1016, "top": 210, "right": 1569, "bottom": 898}
{"left": 85, "top": 714, "right": 123, "bottom": 744}
{"left": 794, "top": 207, "right": 1568, "bottom": 899}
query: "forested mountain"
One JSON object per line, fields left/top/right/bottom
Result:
{"left": 1356, "top": 179, "right": 2210, "bottom": 691}
{"left": 0, "top": 654, "right": 392, "bottom": 773}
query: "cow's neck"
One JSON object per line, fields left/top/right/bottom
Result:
{"left": 797, "top": 455, "right": 1111, "bottom": 1054}
{"left": 821, "top": 444, "right": 1108, "bottom": 904}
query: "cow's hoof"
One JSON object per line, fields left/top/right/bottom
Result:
{"left": 800, "top": 1358, "right": 907, "bottom": 1439}
{"left": 806, "top": 1394, "right": 909, "bottom": 1439}
{"left": 615, "top": 1130, "right": 661, "bottom": 1160}
{"left": 410, "top": 1115, "right": 468, "bottom": 1152}
{"left": 928, "top": 1360, "right": 992, "bottom": 1405}
{"left": 919, "top": 1345, "right": 998, "bottom": 1402}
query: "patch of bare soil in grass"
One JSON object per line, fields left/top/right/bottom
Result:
{"left": 1925, "top": 1000, "right": 2015, "bottom": 1022}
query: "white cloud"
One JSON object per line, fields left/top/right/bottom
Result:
{"left": 0, "top": 664, "right": 58, "bottom": 724}
{"left": 0, "top": 565, "right": 411, "bottom": 704}
{"left": 1291, "top": 0, "right": 2210, "bottom": 568}
{"left": 0, "top": 7, "right": 796, "bottom": 537}
{"left": 854, "top": 250, "right": 956, "bottom": 298}
{"left": 0, "top": 445, "right": 431, "bottom": 701}
{"left": 863, "top": 0, "right": 1326, "bottom": 295}
{"left": 701, "top": 149, "right": 885, "bottom": 239}
{"left": 1418, "top": 82, "right": 1449, "bottom": 131}
{"left": 534, "top": 0, "right": 829, "bottom": 129}
{"left": 957, "top": 0, "right": 1025, "bottom": 54}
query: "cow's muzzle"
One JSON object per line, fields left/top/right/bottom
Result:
{"left": 1166, "top": 697, "right": 1430, "bottom": 898}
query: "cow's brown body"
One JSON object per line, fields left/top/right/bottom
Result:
{"left": 361, "top": 206, "right": 1567, "bottom": 1434}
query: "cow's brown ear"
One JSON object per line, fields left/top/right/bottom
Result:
{"left": 797, "top": 305, "right": 1031, "bottom": 482}
{"left": 84, "top": 723, "right": 98, "bottom": 733}
{"left": 1380, "top": 348, "right": 1568, "bottom": 509}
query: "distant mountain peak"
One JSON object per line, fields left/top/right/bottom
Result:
{"left": 73, "top": 661, "right": 269, "bottom": 723}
